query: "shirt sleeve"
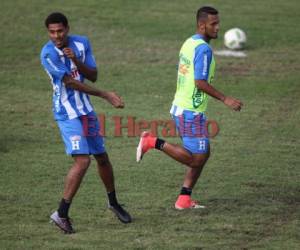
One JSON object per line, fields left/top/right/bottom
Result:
{"left": 194, "top": 44, "right": 212, "bottom": 81}
{"left": 41, "top": 49, "right": 70, "bottom": 81}
{"left": 84, "top": 38, "right": 97, "bottom": 69}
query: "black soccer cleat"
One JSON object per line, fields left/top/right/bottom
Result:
{"left": 50, "top": 211, "right": 75, "bottom": 234}
{"left": 108, "top": 203, "right": 132, "bottom": 224}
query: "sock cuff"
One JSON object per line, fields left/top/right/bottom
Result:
{"left": 180, "top": 187, "right": 192, "bottom": 196}
{"left": 155, "top": 138, "right": 165, "bottom": 150}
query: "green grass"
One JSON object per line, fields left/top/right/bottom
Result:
{"left": 1, "top": 0, "right": 300, "bottom": 249}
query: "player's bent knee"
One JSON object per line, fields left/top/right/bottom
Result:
{"left": 74, "top": 156, "right": 91, "bottom": 169}
{"left": 94, "top": 153, "right": 111, "bottom": 167}
{"left": 188, "top": 154, "right": 209, "bottom": 168}
{"left": 188, "top": 161, "right": 203, "bottom": 168}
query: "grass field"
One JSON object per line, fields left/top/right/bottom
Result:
{"left": 1, "top": 0, "right": 300, "bottom": 249}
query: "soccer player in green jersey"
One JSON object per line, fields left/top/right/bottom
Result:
{"left": 137, "top": 6, "right": 243, "bottom": 209}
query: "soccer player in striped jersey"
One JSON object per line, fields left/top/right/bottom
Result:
{"left": 41, "top": 12, "right": 131, "bottom": 233}
{"left": 137, "top": 6, "right": 243, "bottom": 209}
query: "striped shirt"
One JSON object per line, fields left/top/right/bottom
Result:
{"left": 40, "top": 35, "right": 96, "bottom": 121}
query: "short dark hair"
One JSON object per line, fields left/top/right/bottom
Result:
{"left": 45, "top": 12, "right": 68, "bottom": 28}
{"left": 196, "top": 6, "right": 218, "bottom": 23}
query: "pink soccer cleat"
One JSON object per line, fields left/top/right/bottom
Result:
{"left": 175, "top": 195, "right": 206, "bottom": 210}
{"left": 136, "top": 131, "right": 156, "bottom": 162}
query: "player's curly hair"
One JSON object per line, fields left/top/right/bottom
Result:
{"left": 45, "top": 12, "right": 68, "bottom": 28}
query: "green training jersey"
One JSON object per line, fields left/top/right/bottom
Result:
{"left": 172, "top": 36, "right": 215, "bottom": 113}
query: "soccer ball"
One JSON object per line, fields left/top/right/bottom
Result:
{"left": 224, "top": 28, "right": 247, "bottom": 50}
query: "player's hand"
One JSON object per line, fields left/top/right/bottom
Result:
{"left": 104, "top": 91, "right": 125, "bottom": 108}
{"left": 223, "top": 96, "right": 243, "bottom": 111}
{"left": 63, "top": 48, "right": 76, "bottom": 61}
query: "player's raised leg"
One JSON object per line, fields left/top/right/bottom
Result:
{"left": 137, "top": 131, "right": 192, "bottom": 165}
{"left": 137, "top": 132, "right": 208, "bottom": 168}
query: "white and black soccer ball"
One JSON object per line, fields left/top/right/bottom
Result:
{"left": 224, "top": 28, "right": 247, "bottom": 50}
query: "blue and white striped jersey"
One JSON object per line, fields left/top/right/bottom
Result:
{"left": 40, "top": 35, "right": 97, "bottom": 121}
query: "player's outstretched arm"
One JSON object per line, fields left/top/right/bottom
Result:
{"left": 63, "top": 75, "right": 124, "bottom": 108}
{"left": 195, "top": 79, "right": 243, "bottom": 111}
{"left": 63, "top": 48, "right": 98, "bottom": 82}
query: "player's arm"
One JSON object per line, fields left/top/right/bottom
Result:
{"left": 63, "top": 48, "right": 97, "bottom": 82}
{"left": 63, "top": 75, "right": 124, "bottom": 108}
{"left": 195, "top": 80, "right": 242, "bottom": 111}
{"left": 194, "top": 44, "right": 243, "bottom": 111}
